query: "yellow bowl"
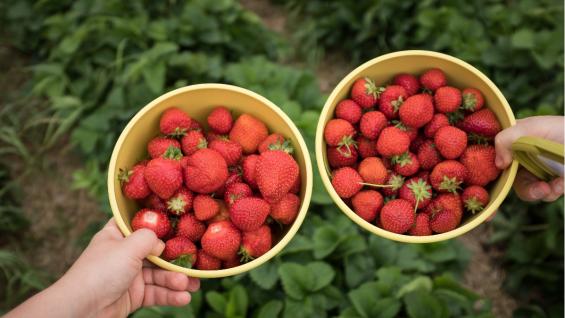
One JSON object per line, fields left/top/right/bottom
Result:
{"left": 108, "top": 83, "right": 313, "bottom": 278}
{"left": 315, "top": 50, "right": 519, "bottom": 243}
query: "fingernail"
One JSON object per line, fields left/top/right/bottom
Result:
{"left": 531, "top": 187, "right": 545, "bottom": 199}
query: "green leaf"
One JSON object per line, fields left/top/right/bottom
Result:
{"left": 313, "top": 226, "right": 341, "bottom": 259}
{"left": 396, "top": 276, "right": 433, "bottom": 298}
{"left": 206, "top": 291, "right": 227, "bottom": 314}
{"left": 511, "top": 29, "right": 535, "bottom": 49}
{"left": 142, "top": 61, "right": 166, "bottom": 94}
{"left": 225, "top": 285, "right": 248, "bottom": 318}
{"left": 278, "top": 263, "right": 311, "bottom": 299}
{"left": 404, "top": 289, "right": 446, "bottom": 318}
{"left": 249, "top": 261, "right": 279, "bottom": 290}
{"left": 307, "top": 261, "right": 336, "bottom": 291}
{"left": 257, "top": 300, "right": 283, "bottom": 318}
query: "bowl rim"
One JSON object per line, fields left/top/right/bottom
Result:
{"left": 108, "top": 83, "right": 313, "bottom": 277}
{"left": 315, "top": 50, "right": 519, "bottom": 243}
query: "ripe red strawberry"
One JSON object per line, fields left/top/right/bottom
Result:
{"left": 258, "top": 133, "right": 293, "bottom": 154}
{"left": 380, "top": 199, "right": 415, "bottom": 234}
{"left": 181, "top": 130, "right": 207, "bottom": 156}
{"left": 193, "top": 194, "right": 220, "bottom": 221}
{"left": 434, "top": 86, "right": 462, "bottom": 113}
{"left": 180, "top": 156, "right": 189, "bottom": 170}
{"left": 201, "top": 221, "right": 241, "bottom": 261}
{"left": 417, "top": 170, "right": 430, "bottom": 183}
{"left": 434, "top": 126, "right": 468, "bottom": 159}
{"left": 355, "top": 136, "right": 378, "bottom": 158}
{"left": 207, "top": 106, "right": 233, "bottom": 134}
{"left": 335, "top": 99, "right": 363, "bottom": 124}
{"left": 160, "top": 107, "right": 193, "bottom": 137}
{"left": 360, "top": 111, "right": 387, "bottom": 139}
{"left": 206, "top": 131, "right": 223, "bottom": 143}
{"left": 143, "top": 193, "right": 167, "bottom": 211}
{"left": 177, "top": 213, "right": 206, "bottom": 242}
{"left": 378, "top": 85, "right": 407, "bottom": 119}
{"left": 184, "top": 148, "right": 228, "bottom": 194}
{"left": 256, "top": 150, "right": 299, "bottom": 203}
{"left": 460, "top": 145, "right": 500, "bottom": 186}
{"left": 393, "top": 73, "right": 420, "bottom": 96}
{"left": 420, "top": 68, "right": 446, "bottom": 91}
{"left": 224, "top": 182, "right": 253, "bottom": 207}
{"left": 428, "top": 194, "right": 463, "bottom": 233}
{"left": 392, "top": 152, "right": 420, "bottom": 177}
{"left": 242, "top": 154, "right": 259, "bottom": 189}
{"left": 270, "top": 193, "right": 300, "bottom": 224}
{"left": 376, "top": 127, "right": 410, "bottom": 157}
{"left": 289, "top": 176, "right": 301, "bottom": 194}
{"left": 229, "top": 114, "right": 268, "bottom": 154}
{"left": 214, "top": 167, "right": 242, "bottom": 197}
{"left": 358, "top": 157, "right": 388, "bottom": 185}
{"left": 399, "top": 177, "right": 432, "bottom": 210}
{"left": 399, "top": 94, "right": 434, "bottom": 128}
{"left": 430, "top": 160, "right": 468, "bottom": 193}
{"left": 417, "top": 140, "right": 442, "bottom": 170}
{"left": 462, "top": 88, "right": 484, "bottom": 112}
{"left": 209, "top": 201, "right": 230, "bottom": 223}
{"left": 424, "top": 113, "right": 450, "bottom": 138}
{"left": 458, "top": 109, "right": 501, "bottom": 137}
{"left": 327, "top": 145, "right": 358, "bottom": 168}
{"left": 324, "top": 119, "right": 356, "bottom": 150}
{"left": 166, "top": 187, "right": 194, "bottom": 215}
{"left": 410, "top": 134, "right": 427, "bottom": 153}
{"left": 332, "top": 167, "right": 363, "bottom": 198}
{"left": 144, "top": 156, "right": 183, "bottom": 199}
{"left": 400, "top": 124, "right": 418, "bottom": 142}
{"left": 223, "top": 256, "right": 241, "bottom": 269}
{"left": 162, "top": 237, "right": 197, "bottom": 268}
{"left": 351, "top": 190, "right": 383, "bottom": 222}
{"left": 195, "top": 249, "right": 221, "bottom": 270}
{"left": 351, "top": 77, "right": 385, "bottom": 108}
{"left": 240, "top": 225, "right": 272, "bottom": 261}
{"left": 382, "top": 173, "right": 405, "bottom": 197}
{"left": 209, "top": 139, "right": 242, "bottom": 166}
{"left": 462, "top": 185, "right": 490, "bottom": 213}
{"left": 131, "top": 208, "right": 171, "bottom": 239}
{"left": 408, "top": 213, "right": 432, "bottom": 236}
{"left": 119, "top": 164, "right": 150, "bottom": 199}
{"left": 147, "top": 137, "right": 182, "bottom": 159}
{"left": 229, "top": 197, "right": 270, "bottom": 231}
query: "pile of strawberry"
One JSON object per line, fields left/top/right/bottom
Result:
{"left": 325, "top": 68, "right": 502, "bottom": 235}
{"left": 120, "top": 107, "right": 301, "bottom": 269}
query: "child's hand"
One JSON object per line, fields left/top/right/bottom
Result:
{"left": 494, "top": 115, "right": 564, "bottom": 202}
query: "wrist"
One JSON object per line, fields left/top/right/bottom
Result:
{"left": 51, "top": 273, "right": 100, "bottom": 317}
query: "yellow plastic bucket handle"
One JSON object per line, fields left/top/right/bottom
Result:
{"left": 511, "top": 136, "right": 565, "bottom": 181}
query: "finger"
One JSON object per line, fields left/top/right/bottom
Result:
{"left": 122, "top": 229, "right": 165, "bottom": 260}
{"left": 494, "top": 126, "right": 523, "bottom": 169}
{"left": 513, "top": 168, "right": 551, "bottom": 201}
{"left": 143, "top": 268, "right": 198, "bottom": 291}
{"left": 142, "top": 285, "right": 191, "bottom": 307}
{"left": 542, "top": 191, "right": 562, "bottom": 202}
{"left": 549, "top": 177, "right": 564, "bottom": 196}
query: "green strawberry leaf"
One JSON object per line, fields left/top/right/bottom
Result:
{"left": 206, "top": 291, "right": 227, "bottom": 314}
{"left": 403, "top": 289, "right": 448, "bottom": 318}
{"left": 313, "top": 226, "right": 341, "bottom": 259}
{"left": 307, "top": 261, "right": 336, "bottom": 291}
{"left": 249, "top": 260, "right": 279, "bottom": 290}
{"left": 225, "top": 285, "right": 248, "bottom": 318}
{"left": 278, "top": 263, "right": 312, "bottom": 299}
{"left": 256, "top": 300, "right": 283, "bottom": 318}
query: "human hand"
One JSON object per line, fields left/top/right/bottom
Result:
{"left": 494, "top": 115, "right": 564, "bottom": 202}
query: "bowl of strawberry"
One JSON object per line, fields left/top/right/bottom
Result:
{"left": 315, "top": 50, "right": 519, "bottom": 243}
{"left": 108, "top": 84, "right": 312, "bottom": 277}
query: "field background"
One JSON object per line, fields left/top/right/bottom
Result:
{"left": 0, "top": 0, "right": 563, "bottom": 317}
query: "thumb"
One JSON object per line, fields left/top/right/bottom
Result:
{"left": 121, "top": 229, "right": 165, "bottom": 260}
{"left": 494, "top": 124, "right": 524, "bottom": 169}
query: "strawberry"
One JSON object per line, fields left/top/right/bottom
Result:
{"left": 193, "top": 194, "right": 220, "bottom": 221}
{"left": 327, "top": 145, "right": 358, "bottom": 168}
{"left": 424, "top": 113, "right": 450, "bottom": 138}
{"left": 360, "top": 111, "right": 387, "bottom": 139}
{"left": 223, "top": 256, "right": 241, "bottom": 268}
{"left": 184, "top": 148, "right": 228, "bottom": 194}
{"left": 408, "top": 213, "right": 432, "bottom": 236}
{"left": 208, "top": 201, "right": 230, "bottom": 223}
{"left": 434, "top": 86, "right": 462, "bottom": 113}
{"left": 258, "top": 133, "right": 293, "bottom": 154}
{"left": 239, "top": 225, "right": 272, "bottom": 261}
{"left": 462, "top": 185, "right": 490, "bottom": 213}
{"left": 206, "top": 131, "right": 223, "bottom": 143}
{"left": 242, "top": 154, "right": 259, "bottom": 189}
{"left": 355, "top": 136, "right": 378, "bottom": 158}
{"left": 351, "top": 77, "right": 385, "bottom": 108}
{"left": 256, "top": 150, "right": 299, "bottom": 203}
{"left": 399, "top": 94, "right": 434, "bottom": 128}
{"left": 131, "top": 208, "right": 171, "bottom": 239}
{"left": 119, "top": 164, "right": 150, "bottom": 199}
{"left": 177, "top": 213, "right": 206, "bottom": 242}
{"left": 420, "top": 68, "right": 446, "bottom": 91}
{"left": 335, "top": 99, "right": 363, "bottom": 124}
{"left": 332, "top": 167, "right": 363, "bottom": 199}
{"left": 417, "top": 140, "right": 442, "bottom": 170}
{"left": 379, "top": 199, "right": 415, "bottom": 234}
{"left": 201, "top": 221, "right": 241, "bottom": 261}
{"left": 144, "top": 154, "right": 183, "bottom": 199}
{"left": 396, "top": 123, "right": 418, "bottom": 142}
{"left": 410, "top": 134, "right": 427, "bottom": 153}
{"left": 143, "top": 193, "right": 167, "bottom": 211}
{"left": 147, "top": 137, "right": 181, "bottom": 159}
{"left": 160, "top": 107, "right": 193, "bottom": 137}
{"left": 324, "top": 119, "right": 356, "bottom": 154}
{"left": 214, "top": 167, "right": 242, "bottom": 197}
{"left": 381, "top": 173, "right": 405, "bottom": 197}
{"left": 224, "top": 182, "right": 253, "bottom": 207}
{"left": 209, "top": 139, "right": 242, "bottom": 166}
{"left": 460, "top": 145, "right": 500, "bottom": 186}
{"left": 434, "top": 126, "right": 467, "bottom": 159}
{"left": 392, "top": 152, "right": 420, "bottom": 177}
{"left": 207, "top": 106, "right": 233, "bottom": 134}
{"left": 180, "top": 156, "right": 190, "bottom": 170}
{"left": 428, "top": 194, "right": 463, "bottom": 233}
{"left": 458, "top": 109, "right": 501, "bottom": 137}
{"left": 181, "top": 130, "right": 207, "bottom": 156}
{"left": 399, "top": 177, "right": 432, "bottom": 210}
{"left": 393, "top": 73, "right": 420, "bottom": 96}
{"left": 430, "top": 160, "right": 468, "bottom": 193}
{"left": 229, "top": 114, "right": 268, "bottom": 154}
{"left": 378, "top": 85, "right": 407, "bottom": 119}
{"left": 462, "top": 88, "right": 484, "bottom": 112}
{"left": 166, "top": 187, "right": 194, "bottom": 215}
{"left": 376, "top": 127, "right": 410, "bottom": 157}
{"left": 270, "top": 193, "right": 300, "bottom": 224}
{"left": 358, "top": 157, "right": 388, "bottom": 185}
{"left": 417, "top": 170, "right": 430, "bottom": 183}
{"left": 162, "top": 237, "right": 197, "bottom": 268}
{"left": 289, "top": 176, "right": 301, "bottom": 194}
{"left": 195, "top": 249, "right": 221, "bottom": 270}
{"left": 229, "top": 197, "right": 270, "bottom": 231}
{"left": 351, "top": 190, "right": 383, "bottom": 222}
